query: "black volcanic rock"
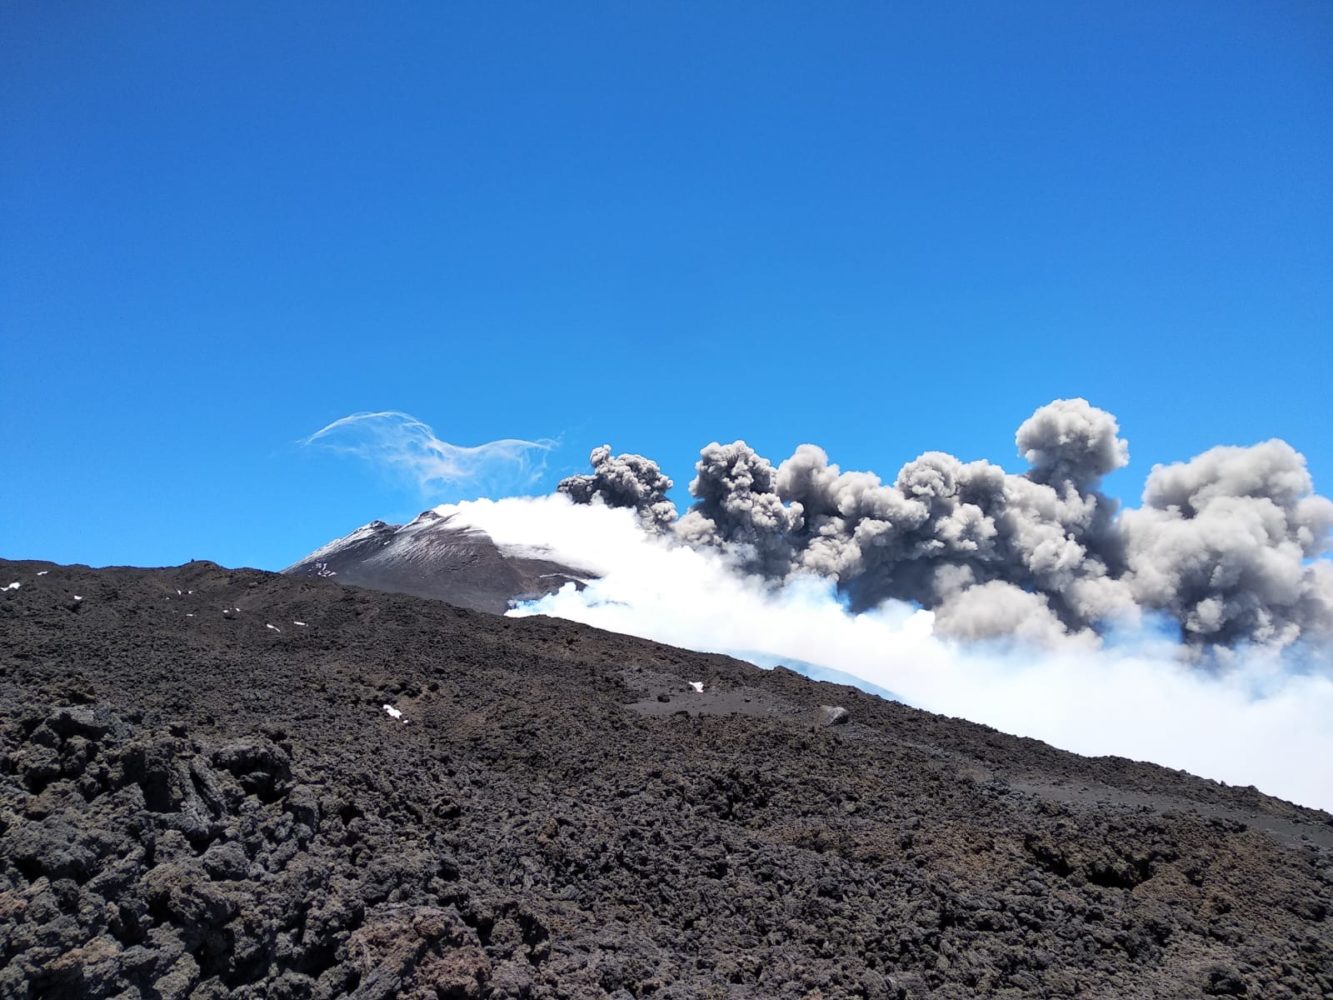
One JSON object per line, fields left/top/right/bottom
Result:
{"left": 1, "top": 558, "right": 1331, "bottom": 999}
{"left": 284, "top": 509, "right": 591, "bottom": 614}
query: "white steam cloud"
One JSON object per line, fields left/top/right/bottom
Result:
{"left": 440, "top": 494, "right": 1333, "bottom": 812}
{"left": 303, "top": 411, "right": 554, "bottom": 494}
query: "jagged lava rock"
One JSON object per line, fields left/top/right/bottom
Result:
{"left": 0, "top": 557, "right": 1331, "bottom": 998}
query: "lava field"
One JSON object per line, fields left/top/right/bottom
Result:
{"left": 1, "top": 558, "right": 1330, "bottom": 999}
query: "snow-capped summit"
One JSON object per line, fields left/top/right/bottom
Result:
{"left": 284, "top": 510, "right": 590, "bottom": 613}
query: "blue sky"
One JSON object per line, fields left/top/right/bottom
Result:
{"left": 3, "top": 2, "right": 1330, "bottom": 570}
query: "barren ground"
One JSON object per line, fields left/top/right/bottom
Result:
{"left": 1, "top": 558, "right": 1330, "bottom": 999}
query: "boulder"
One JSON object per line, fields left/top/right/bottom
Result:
{"left": 817, "top": 705, "right": 850, "bottom": 727}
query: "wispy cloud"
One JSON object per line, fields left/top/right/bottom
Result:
{"left": 302, "top": 411, "right": 555, "bottom": 496}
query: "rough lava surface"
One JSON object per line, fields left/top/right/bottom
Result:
{"left": 1, "top": 558, "right": 1331, "bottom": 999}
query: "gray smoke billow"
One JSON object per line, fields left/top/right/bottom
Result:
{"left": 1123, "top": 440, "right": 1333, "bottom": 646}
{"left": 674, "top": 442, "right": 799, "bottom": 578}
{"left": 556, "top": 445, "right": 678, "bottom": 531}
{"left": 1015, "top": 397, "right": 1130, "bottom": 488}
{"left": 559, "top": 399, "right": 1333, "bottom": 650}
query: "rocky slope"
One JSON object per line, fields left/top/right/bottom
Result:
{"left": 1, "top": 558, "right": 1330, "bottom": 999}
{"left": 283, "top": 510, "right": 590, "bottom": 614}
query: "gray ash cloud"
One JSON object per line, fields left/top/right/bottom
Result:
{"left": 561, "top": 399, "right": 1333, "bottom": 649}
{"left": 557, "top": 445, "right": 677, "bottom": 532}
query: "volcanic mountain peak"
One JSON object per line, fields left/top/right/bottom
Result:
{"left": 296, "top": 520, "right": 395, "bottom": 564}
{"left": 285, "top": 508, "right": 590, "bottom": 614}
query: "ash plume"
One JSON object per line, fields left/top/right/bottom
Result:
{"left": 675, "top": 441, "right": 798, "bottom": 577}
{"left": 1122, "top": 440, "right": 1333, "bottom": 647}
{"left": 556, "top": 445, "right": 677, "bottom": 531}
{"left": 1016, "top": 396, "right": 1130, "bottom": 488}
{"left": 561, "top": 399, "right": 1333, "bottom": 650}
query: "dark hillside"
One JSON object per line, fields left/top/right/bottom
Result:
{"left": 1, "top": 559, "right": 1330, "bottom": 999}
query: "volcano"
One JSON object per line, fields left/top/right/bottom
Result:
{"left": 284, "top": 509, "right": 591, "bottom": 614}
{"left": 1, "top": 557, "right": 1330, "bottom": 998}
